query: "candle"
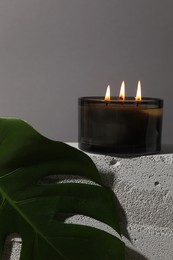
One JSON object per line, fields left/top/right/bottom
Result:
{"left": 78, "top": 82, "right": 163, "bottom": 155}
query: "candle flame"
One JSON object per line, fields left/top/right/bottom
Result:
{"left": 119, "top": 81, "right": 125, "bottom": 100}
{"left": 135, "top": 81, "right": 142, "bottom": 101}
{"left": 104, "top": 85, "right": 111, "bottom": 101}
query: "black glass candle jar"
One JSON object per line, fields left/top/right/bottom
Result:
{"left": 78, "top": 97, "right": 163, "bottom": 155}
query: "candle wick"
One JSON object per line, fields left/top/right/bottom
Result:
{"left": 119, "top": 97, "right": 124, "bottom": 104}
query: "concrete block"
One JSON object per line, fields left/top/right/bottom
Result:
{"left": 69, "top": 143, "right": 173, "bottom": 260}
{"left": 4, "top": 143, "right": 173, "bottom": 260}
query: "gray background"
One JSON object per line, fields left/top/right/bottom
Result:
{"left": 0, "top": 0, "right": 172, "bottom": 143}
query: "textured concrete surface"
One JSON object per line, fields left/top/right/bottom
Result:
{"left": 68, "top": 144, "right": 173, "bottom": 260}
{"left": 5, "top": 143, "right": 173, "bottom": 260}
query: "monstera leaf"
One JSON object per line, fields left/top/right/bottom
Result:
{"left": 0, "top": 118, "right": 125, "bottom": 259}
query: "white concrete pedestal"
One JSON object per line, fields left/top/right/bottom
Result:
{"left": 70, "top": 143, "right": 173, "bottom": 260}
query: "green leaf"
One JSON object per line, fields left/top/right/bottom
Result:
{"left": 0, "top": 118, "right": 124, "bottom": 260}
